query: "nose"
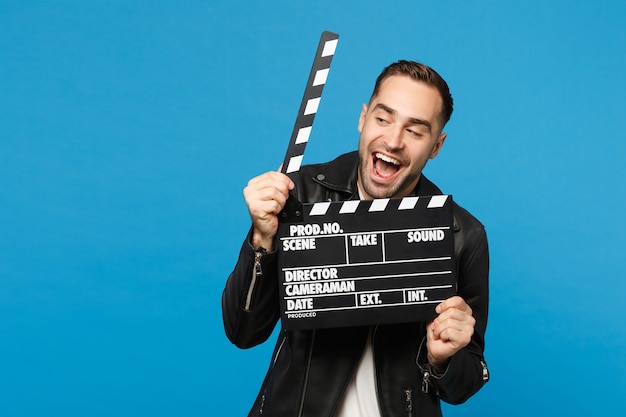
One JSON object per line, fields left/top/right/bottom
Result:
{"left": 384, "top": 126, "right": 404, "bottom": 150}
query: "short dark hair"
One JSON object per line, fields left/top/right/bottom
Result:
{"left": 370, "top": 60, "right": 454, "bottom": 127}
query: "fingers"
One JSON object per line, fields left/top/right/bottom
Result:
{"left": 245, "top": 172, "right": 294, "bottom": 214}
{"left": 427, "top": 296, "right": 475, "bottom": 365}
{"left": 246, "top": 170, "right": 294, "bottom": 196}
{"left": 432, "top": 297, "right": 475, "bottom": 341}
{"left": 244, "top": 171, "right": 295, "bottom": 248}
{"left": 435, "top": 295, "right": 472, "bottom": 315}
{"left": 430, "top": 317, "right": 475, "bottom": 344}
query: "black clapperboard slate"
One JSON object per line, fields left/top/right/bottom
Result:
{"left": 273, "top": 31, "right": 457, "bottom": 330}
{"left": 277, "top": 196, "right": 457, "bottom": 330}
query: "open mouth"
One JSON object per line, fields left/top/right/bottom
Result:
{"left": 373, "top": 152, "right": 401, "bottom": 179}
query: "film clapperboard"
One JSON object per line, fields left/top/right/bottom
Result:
{"left": 276, "top": 32, "right": 457, "bottom": 330}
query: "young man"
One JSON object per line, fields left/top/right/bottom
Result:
{"left": 222, "top": 60, "right": 489, "bottom": 417}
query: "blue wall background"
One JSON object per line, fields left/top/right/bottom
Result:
{"left": 2, "top": 1, "right": 625, "bottom": 415}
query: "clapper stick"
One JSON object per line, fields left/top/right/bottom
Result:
{"left": 280, "top": 31, "right": 339, "bottom": 176}
{"left": 279, "top": 31, "right": 339, "bottom": 223}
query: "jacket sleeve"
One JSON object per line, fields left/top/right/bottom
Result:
{"left": 222, "top": 229, "right": 281, "bottom": 349}
{"left": 419, "top": 219, "right": 490, "bottom": 404}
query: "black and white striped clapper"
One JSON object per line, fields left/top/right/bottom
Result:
{"left": 281, "top": 31, "right": 339, "bottom": 177}
{"left": 277, "top": 195, "right": 457, "bottom": 331}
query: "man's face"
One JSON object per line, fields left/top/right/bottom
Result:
{"left": 357, "top": 75, "right": 447, "bottom": 200}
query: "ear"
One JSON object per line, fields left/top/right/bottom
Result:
{"left": 358, "top": 103, "right": 368, "bottom": 133}
{"left": 429, "top": 133, "right": 447, "bottom": 159}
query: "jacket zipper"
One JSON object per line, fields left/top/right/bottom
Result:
{"left": 404, "top": 388, "right": 413, "bottom": 417}
{"left": 259, "top": 332, "right": 288, "bottom": 415}
{"left": 415, "top": 336, "right": 433, "bottom": 395}
{"left": 481, "top": 360, "right": 489, "bottom": 381}
{"left": 297, "top": 329, "right": 316, "bottom": 417}
{"left": 421, "top": 370, "right": 430, "bottom": 394}
{"left": 373, "top": 327, "right": 412, "bottom": 417}
{"left": 245, "top": 248, "right": 266, "bottom": 311}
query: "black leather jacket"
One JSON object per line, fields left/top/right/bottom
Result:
{"left": 223, "top": 152, "right": 489, "bottom": 417}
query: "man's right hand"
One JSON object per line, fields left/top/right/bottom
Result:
{"left": 244, "top": 171, "right": 294, "bottom": 251}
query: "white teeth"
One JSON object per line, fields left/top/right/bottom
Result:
{"left": 375, "top": 153, "right": 400, "bottom": 165}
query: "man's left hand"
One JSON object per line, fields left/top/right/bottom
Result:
{"left": 426, "top": 296, "right": 475, "bottom": 373}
